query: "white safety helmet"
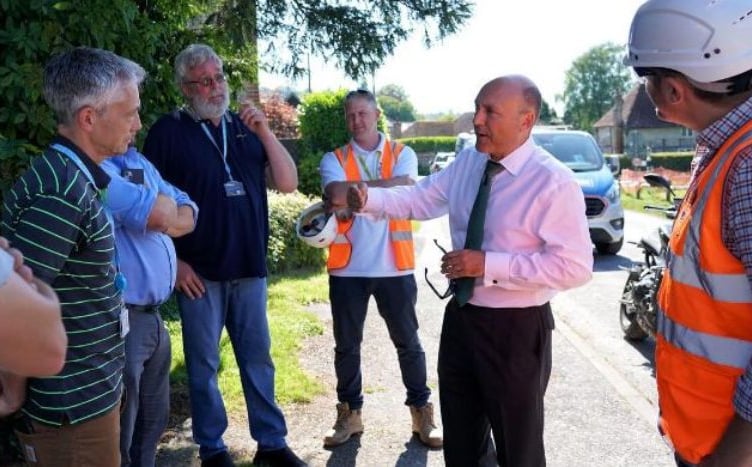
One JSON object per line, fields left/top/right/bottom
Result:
{"left": 296, "top": 201, "right": 337, "bottom": 248}
{"left": 624, "top": 0, "right": 752, "bottom": 93}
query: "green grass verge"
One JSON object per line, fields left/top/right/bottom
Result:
{"left": 163, "top": 267, "right": 329, "bottom": 414}
{"left": 621, "top": 186, "right": 685, "bottom": 216}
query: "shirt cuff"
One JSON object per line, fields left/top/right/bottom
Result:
{"left": 734, "top": 366, "right": 752, "bottom": 423}
{"left": 483, "top": 251, "right": 510, "bottom": 287}
{"left": 363, "top": 187, "right": 384, "bottom": 214}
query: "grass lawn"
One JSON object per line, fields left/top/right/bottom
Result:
{"left": 163, "top": 267, "right": 330, "bottom": 415}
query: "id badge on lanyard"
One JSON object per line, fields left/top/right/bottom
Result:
{"left": 201, "top": 118, "right": 247, "bottom": 198}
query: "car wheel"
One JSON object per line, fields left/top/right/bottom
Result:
{"left": 596, "top": 238, "right": 623, "bottom": 255}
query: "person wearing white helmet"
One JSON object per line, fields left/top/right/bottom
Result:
{"left": 625, "top": 1, "right": 752, "bottom": 466}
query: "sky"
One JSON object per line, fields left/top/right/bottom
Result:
{"left": 258, "top": 0, "right": 647, "bottom": 116}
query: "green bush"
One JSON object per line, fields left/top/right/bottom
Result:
{"left": 396, "top": 136, "right": 456, "bottom": 153}
{"left": 296, "top": 149, "right": 324, "bottom": 198}
{"left": 267, "top": 190, "right": 327, "bottom": 273}
{"left": 0, "top": 1, "right": 259, "bottom": 203}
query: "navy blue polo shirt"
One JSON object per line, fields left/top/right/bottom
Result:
{"left": 143, "top": 109, "right": 269, "bottom": 281}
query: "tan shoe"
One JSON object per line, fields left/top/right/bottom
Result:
{"left": 410, "top": 402, "right": 443, "bottom": 448}
{"left": 323, "top": 402, "right": 364, "bottom": 447}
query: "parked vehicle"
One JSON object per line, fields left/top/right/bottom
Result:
{"left": 454, "top": 128, "right": 626, "bottom": 254}
{"left": 618, "top": 174, "right": 678, "bottom": 341}
{"left": 430, "top": 151, "right": 455, "bottom": 173}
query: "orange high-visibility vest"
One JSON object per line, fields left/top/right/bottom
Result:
{"left": 326, "top": 141, "right": 415, "bottom": 271}
{"left": 656, "top": 120, "right": 752, "bottom": 464}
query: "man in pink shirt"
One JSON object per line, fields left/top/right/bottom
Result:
{"left": 328, "top": 75, "right": 593, "bottom": 467}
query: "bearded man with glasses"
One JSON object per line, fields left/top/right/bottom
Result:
{"left": 142, "top": 44, "right": 305, "bottom": 467}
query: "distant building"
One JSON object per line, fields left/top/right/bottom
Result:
{"left": 593, "top": 83, "right": 694, "bottom": 156}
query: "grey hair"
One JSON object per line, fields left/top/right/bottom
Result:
{"left": 43, "top": 47, "right": 145, "bottom": 126}
{"left": 174, "top": 44, "right": 223, "bottom": 87}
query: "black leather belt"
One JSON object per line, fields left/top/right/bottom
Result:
{"left": 127, "top": 304, "right": 160, "bottom": 313}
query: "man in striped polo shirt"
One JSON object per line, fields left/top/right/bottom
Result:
{"left": 1, "top": 47, "right": 145, "bottom": 467}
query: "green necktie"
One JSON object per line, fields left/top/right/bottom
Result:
{"left": 454, "top": 160, "right": 504, "bottom": 306}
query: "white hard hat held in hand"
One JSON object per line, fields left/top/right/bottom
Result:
{"left": 296, "top": 201, "right": 337, "bottom": 248}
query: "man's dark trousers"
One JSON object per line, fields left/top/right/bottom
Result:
{"left": 329, "top": 275, "right": 430, "bottom": 409}
{"left": 438, "top": 299, "right": 554, "bottom": 467}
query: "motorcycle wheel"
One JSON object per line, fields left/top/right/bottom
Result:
{"left": 620, "top": 277, "right": 649, "bottom": 342}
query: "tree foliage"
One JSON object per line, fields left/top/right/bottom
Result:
{"left": 539, "top": 100, "right": 558, "bottom": 125}
{"left": 377, "top": 84, "right": 416, "bottom": 122}
{"left": 378, "top": 84, "right": 408, "bottom": 101}
{"left": 256, "top": 1, "right": 474, "bottom": 79}
{"left": 0, "top": 0, "right": 260, "bottom": 192}
{"left": 559, "top": 42, "right": 633, "bottom": 132}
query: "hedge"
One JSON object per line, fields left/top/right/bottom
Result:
{"left": 267, "top": 190, "right": 327, "bottom": 273}
{"left": 395, "top": 136, "right": 456, "bottom": 153}
{"left": 618, "top": 151, "right": 693, "bottom": 173}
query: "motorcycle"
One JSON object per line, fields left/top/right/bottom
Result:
{"left": 619, "top": 174, "right": 681, "bottom": 341}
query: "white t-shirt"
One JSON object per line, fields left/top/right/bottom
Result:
{"left": 320, "top": 133, "right": 418, "bottom": 277}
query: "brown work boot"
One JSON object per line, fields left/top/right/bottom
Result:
{"left": 323, "top": 402, "right": 364, "bottom": 447}
{"left": 410, "top": 402, "right": 443, "bottom": 448}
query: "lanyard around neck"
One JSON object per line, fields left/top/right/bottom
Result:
{"left": 51, "top": 143, "right": 127, "bottom": 292}
{"left": 351, "top": 141, "right": 387, "bottom": 181}
{"left": 199, "top": 117, "right": 235, "bottom": 181}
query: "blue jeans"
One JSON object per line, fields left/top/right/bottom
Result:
{"left": 177, "top": 277, "right": 288, "bottom": 459}
{"left": 329, "top": 275, "right": 430, "bottom": 410}
{"left": 120, "top": 306, "right": 171, "bottom": 467}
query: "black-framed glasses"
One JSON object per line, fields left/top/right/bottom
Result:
{"left": 424, "top": 239, "right": 455, "bottom": 300}
{"left": 183, "top": 73, "right": 227, "bottom": 89}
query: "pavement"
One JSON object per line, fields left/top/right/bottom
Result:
{"left": 282, "top": 215, "right": 675, "bottom": 467}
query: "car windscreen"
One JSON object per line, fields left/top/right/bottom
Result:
{"left": 532, "top": 133, "right": 604, "bottom": 172}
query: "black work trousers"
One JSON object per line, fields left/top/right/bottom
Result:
{"left": 438, "top": 299, "right": 554, "bottom": 467}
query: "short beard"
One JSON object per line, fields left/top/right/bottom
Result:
{"left": 191, "top": 90, "right": 229, "bottom": 120}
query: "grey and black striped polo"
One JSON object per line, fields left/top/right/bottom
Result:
{"left": 1, "top": 137, "right": 124, "bottom": 425}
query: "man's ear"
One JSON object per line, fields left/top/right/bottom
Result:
{"left": 661, "top": 75, "right": 686, "bottom": 104}
{"left": 76, "top": 106, "right": 97, "bottom": 133}
{"left": 520, "top": 109, "right": 536, "bottom": 131}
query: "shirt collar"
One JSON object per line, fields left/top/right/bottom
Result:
{"left": 488, "top": 136, "right": 536, "bottom": 177}
{"left": 180, "top": 106, "right": 230, "bottom": 126}
{"left": 350, "top": 132, "right": 384, "bottom": 156}
{"left": 696, "top": 95, "right": 752, "bottom": 152}
{"left": 51, "top": 135, "right": 111, "bottom": 190}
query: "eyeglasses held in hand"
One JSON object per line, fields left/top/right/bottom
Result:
{"left": 424, "top": 239, "right": 454, "bottom": 300}
{"left": 183, "top": 73, "right": 227, "bottom": 89}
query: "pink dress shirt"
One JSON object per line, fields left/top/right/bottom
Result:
{"left": 363, "top": 136, "right": 594, "bottom": 308}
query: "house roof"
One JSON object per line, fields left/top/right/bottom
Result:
{"left": 593, "top": 84, "right": 676, "bottom": 129}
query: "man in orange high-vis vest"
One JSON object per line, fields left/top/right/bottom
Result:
{"left": 625, "top": 1, "right": 752, "bottom": 466}
{"left": 319, "top": 89, "right": 442, "bottom": 449}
